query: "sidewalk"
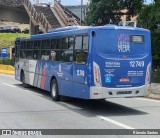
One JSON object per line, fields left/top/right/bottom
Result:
{"left": 149, "top": 83, "right": 160, "bottom": 99}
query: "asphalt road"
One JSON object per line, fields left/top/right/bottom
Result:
{"left": 0, "top": 74, "right": 160, "bottom": 137}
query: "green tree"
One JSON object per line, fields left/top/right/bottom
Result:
{"left": 85, "top": 0, "right": 122, "bottom": 25}
{"left": 137, "top": 4, "right": 154, "bottom": 29}
{"left": 154, "top": 0, "right": 160, "bottom": 3}
{"left": 137, "top": 1, "right": 160, "bottom": 31}
{"left": 122, "top": 0, "right": 144, "bottom": 20}
{"left": 85, "top": 0, "right": 144, "bottom": 25}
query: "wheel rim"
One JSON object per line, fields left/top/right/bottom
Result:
{"left": 52, "top": 84, "right": 56, "bottom": 97}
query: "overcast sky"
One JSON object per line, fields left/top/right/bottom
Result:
{"left": 32, "top": 0, "right": 152, "bottom": 6}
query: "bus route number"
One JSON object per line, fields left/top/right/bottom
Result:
{"left": 130, "top": 61, "right": 144, "bottom": 68}
{"left": 77, "top": 70, "right": 85, "bottom": 76}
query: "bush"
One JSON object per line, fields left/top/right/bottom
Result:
{"left": 0, "top": 58, "right": 15, "bottom": 66}
{"left": 151, "top": 31, "right": 160, "bottom": 68}
{"left": 0, "top": 33, "right": 29, "bottom": 47}
{"left": 152, "top": 68, "right": 160, "bottom": 83}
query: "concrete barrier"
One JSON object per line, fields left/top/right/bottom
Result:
{"left": 0, "top": 65, "right": 14, "bottom": 75}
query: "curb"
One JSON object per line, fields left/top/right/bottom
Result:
{"left": 0, "top": 65, "right": 14, "bottom": 75}
{"left": 148, "top": 93, "right": 160, "bottom": 100}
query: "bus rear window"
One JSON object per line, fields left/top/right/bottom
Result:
{"left": 94, "top": 30, "right": 149, "bottom": 56}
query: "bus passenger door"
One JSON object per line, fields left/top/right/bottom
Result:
{"left": 60, "top": 37, "right": 74, "bottom": 97}
{"left": 60, "top": 63, "right": 74, "bottom": 97}
{"left": 73, "top": 35, "right": 89, "bottom": 99}
{"left": 73, "top": 63, "right": 88, "bottom": 99}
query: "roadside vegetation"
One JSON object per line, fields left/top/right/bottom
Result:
{"left": 0, "top": 33, "right": 29, "bottom": 66}
{"left": 152, "top": 69, "right": 160, "bottom": 83}
{"left": 151, "top": 31, "right": 160, "bottom": 82}
{"left": 0, "top": 33, "right": 29, "bottom": 47}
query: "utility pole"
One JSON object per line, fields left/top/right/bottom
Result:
{"left": 80, "top": 0, "right": 83, "bottom": 25}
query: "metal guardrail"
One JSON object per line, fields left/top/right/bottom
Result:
{"left": 54, "top": 1, "right": 85, "bottom": 26}
{"left": 54, "top": 1, "right": 86, "bottom": 26}
{"left": 54, "top": 3, "right": 76, "bottom": 26}
{"left": 21, "top": 0, "right": 52, "bottom": 32}
{"left": 59, "top": 3, "right": 86, "bottom": 25}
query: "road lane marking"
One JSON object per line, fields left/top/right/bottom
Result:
{"left": 136, "top": 98, "right": 160, "bottom": 103}
{"left": 97, "top": 116, "right": 135, "bottom": 129}
{"left": 2, "top": 83, "right": 16, "bottom": 88}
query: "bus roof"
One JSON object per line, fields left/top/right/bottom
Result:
{"left": 16, "top": 25, "right": 150, "bottom": 41}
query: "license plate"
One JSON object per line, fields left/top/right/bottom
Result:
{"left": 120, "top": 78, "right": 129, "bottom": 82}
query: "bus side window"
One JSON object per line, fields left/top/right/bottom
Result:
{"left": 26, "top": 50, "right": 33, "bottom": 59}
{"left": 41, "top": 39, "right": 51, "bottom": 60}
{"left": 61, "top": 37, "right": 74, "bottom": 62}
{"left": 76, "top": 50, "right": 87, "bottom": 63}
{"left": 75, "top": 35, "right": 88, "bottom": 64}
{"left": 41, "top": 50, "right": 50, "bottom": 60}
{"left": 50, "top": 38, "right": 61, "bottom": 61}
{"left": 33, "top": 50, "right": 41, "bottom": 59}
{"left": 50, "top": 50, "right": 56, "bottom": 61}
{"left": 33, "top": 40, "right": 41, "bottom": 59}
{"left": 83, "top": 36, "right": 89, "bottom": 50}
{"left": 20, "top": 50, "right": 26, "bottom": 58}
{"left": 15, "top": 40, "right": 20, "bottom": 60}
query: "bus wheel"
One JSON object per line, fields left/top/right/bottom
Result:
{"left": 21, "top": 72, "right": 29, "bottom": 88}
{"left": 51, "top": 79, "right": 60, "bottom": 101}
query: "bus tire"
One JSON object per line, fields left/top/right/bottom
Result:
{"left": 21, "top": 72, "right": 29, "bottom": 88}
{"left": 50, "top": 79, "right": 60, "bottom": 101}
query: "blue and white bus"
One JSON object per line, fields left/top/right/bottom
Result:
{"left": 14, "top": 25, "right": 152, "bottom": 101}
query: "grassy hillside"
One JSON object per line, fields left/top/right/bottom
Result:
{"left": 0, "top": 33, "right": 29, "bottom": 47}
